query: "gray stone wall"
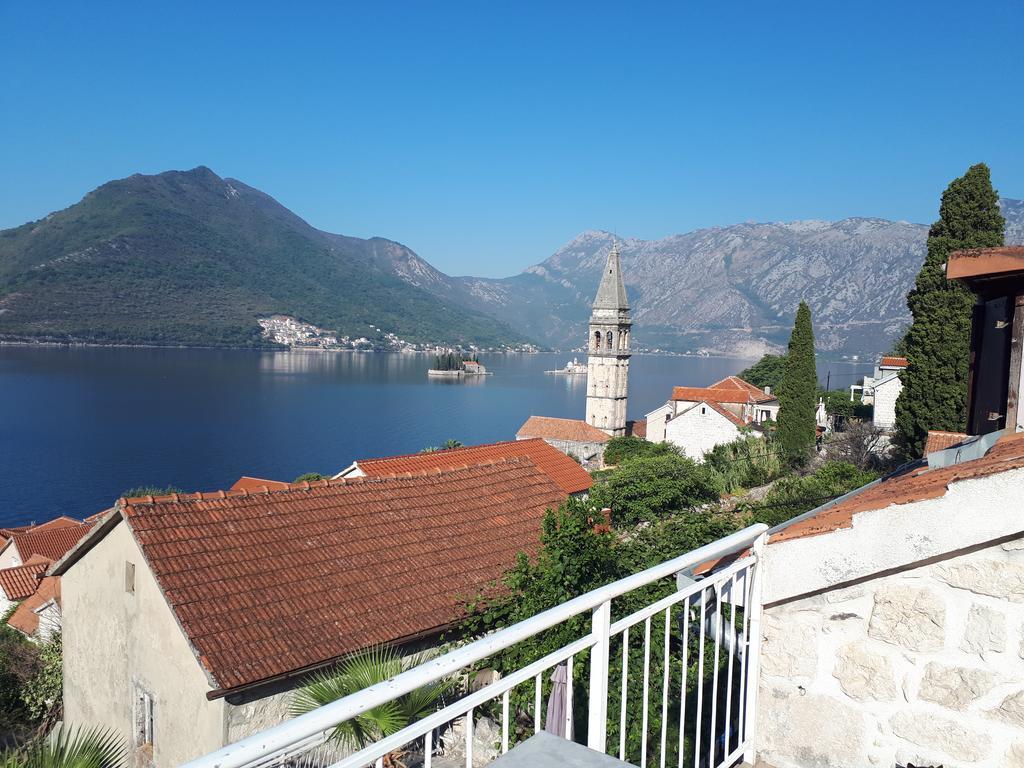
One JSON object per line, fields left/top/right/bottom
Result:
{"left": 757, "top": 534, "right": 1024, "bottom": 768}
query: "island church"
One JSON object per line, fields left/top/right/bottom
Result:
{"left": 516, "top": 243, "right": 642, "bottom": 466}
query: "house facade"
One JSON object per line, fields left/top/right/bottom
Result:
{"left": 54, "top": 459, "right": 573, "bottom": 768}
{"left": 854, "top": 355, "right": 907, "bottom": 432}
{"left": 644, "top": 375, "right": 775, "bottom": 459}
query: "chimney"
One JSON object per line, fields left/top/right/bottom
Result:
{"left": 947, "top": 247, "right": 1024, "bottom": 434}
{"left": 764, "top": 385, "right": 772, "bottom": 396}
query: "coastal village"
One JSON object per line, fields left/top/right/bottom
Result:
{"left": 5, "top": 170, "right": 1024, "bottom": 768}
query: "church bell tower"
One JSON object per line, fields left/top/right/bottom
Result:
{"left": 586, "top": 242, "right": 631, "bottom": 435}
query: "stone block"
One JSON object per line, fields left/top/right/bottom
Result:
{"left": 1008, "top": 740, "right": 1024, "bottom": 768}
{"left": 917, "top": 661, "right": 994, "bottom": 711}
{"left": 868, "top": 585, "right": 945, "bottom": 652}
{"left": 961, "top": 602, "right": 1006, "bottom": 658}
{"left": 760, "top": 614, "right": 817, "bottom": 679}
{"left": 987, "top": 689, "right": 1024, "bottom": 728}
{"left": 935, "top": 559, "right": 1024, "bottom": 602}
{"left": 890, "top": 709, "right": 991, "bottom": 762}
{"left": 832, "top": 642, "right": 898, "bottom": 702}
{"left": 758, "top": 690, "right": 865, "bottom": 768}
{"left": 1007, "top": 741, "right": 1024, "bottom": 768}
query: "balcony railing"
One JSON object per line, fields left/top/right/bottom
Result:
{"left": 183, "top": 523, "right": 769, "bottom": 768}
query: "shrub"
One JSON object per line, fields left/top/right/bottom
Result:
{"left": 745, "top": 461, "right": 877, "bottom": 528}
{"left": 590, "top": 453, "right": 723, "bottom": 525}
{"left": 704, "top": 435, "right": 783, "bottom": 493}
{"left": 602, "top": 436, "right": 677, "bottom": 465}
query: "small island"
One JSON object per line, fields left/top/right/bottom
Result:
{"left": 545, "top": 357, "right": 588, "bottom": 375}
{"left": 427, "top": 353, "right": 491, "bottom": 378}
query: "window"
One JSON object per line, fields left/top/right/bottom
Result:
{"left": 594, "top": 331, "right": 601, "bottom": 350}
{"left": 607, "top": 332, "right": 614, "bottom": 350}
{"left": 134, "top": 686, "right": 154, "bottom": 747}
{"left": 125, "top": 561, "right": 135, "bottom": 594}
{"left": 700, "top": 406, "right": 707, "bottom": 415}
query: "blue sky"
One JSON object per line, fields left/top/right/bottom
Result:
{"left": 2, "top": 1, "right": 1022, "bottom": 277}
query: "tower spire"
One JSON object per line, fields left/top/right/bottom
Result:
{"left": 592, "top": 240, "right": 630, "bottom": 312}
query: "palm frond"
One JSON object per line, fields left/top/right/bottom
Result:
{"left": 3, "top": 726, "right": 127, "bottom": 768}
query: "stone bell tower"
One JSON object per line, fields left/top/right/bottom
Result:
{"left": 585, "top": 241, "right": 631, "bottom": 435}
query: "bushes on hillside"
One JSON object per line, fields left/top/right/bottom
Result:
{"left": 703, "top": 435, "right": 784, "bottom": 493}
{"left": 602, "top": 436, "right": 677, "bottom": 465}
{"left": 744, "top": 461, "right": 877, "bottom": 528}
{"left": 590, "top": 453, "right": 722, "bottom": 525}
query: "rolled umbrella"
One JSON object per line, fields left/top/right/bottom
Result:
{"left": 543, "top": 662, "right": 573, "bottom": 739}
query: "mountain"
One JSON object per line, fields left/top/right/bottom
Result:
{"left": 396, "top": 201, "right": 1024, "bottom": 357}
{"left": 0, "top": 167, "right": 529, "bottom": 348}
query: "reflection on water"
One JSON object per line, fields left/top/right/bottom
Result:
{"left": 0, "top": 347, "right": 873, "bottom": 526}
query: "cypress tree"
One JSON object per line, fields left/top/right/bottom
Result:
{"left": 777, "top": 301, "right": 818, "bottom": 466}
{"left": 894, "top": 164, "right": 1005, "bottom": 458}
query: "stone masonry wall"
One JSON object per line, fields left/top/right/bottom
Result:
{"left": 756, "top": 534, "right": 1024, "bottom": 768}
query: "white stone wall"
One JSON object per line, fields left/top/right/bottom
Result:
{"left": 757, "top": 536, "right": 1024, "bottom": 768}
{"left": 0, "top": 542, "right": 22, "bottom": 569}
{"left": 643, "top": 403, "right": 673, "bottom": 443}
{"left": 586, "top": 355, "right": 629, "bottom": 435}
{"left": 872, "top": 375, "right": 902, "bottom": 431}
{"left": 62, "top": 520, "right": 227, "bottom": 768}
{"left": 663, "top": 404, "right": 742, "bottom": 460}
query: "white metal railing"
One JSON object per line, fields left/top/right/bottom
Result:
{"left": 183, "top": 524, "right": 769, "bottom": 768}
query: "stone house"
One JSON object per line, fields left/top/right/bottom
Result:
{"left": 854, "top": 355, "right": 908, "bottom": 432}
{"left": 644, "top": 376, "right": 774, "bottom": 458}
{"left": 51, "top": 458, "right": 573, "bottom": 768}
{"left": 0, "top": 556, "right": 51, "bottom": 617}
{"left": 335, "top": 437, "right": 593, "bottom": 497}
{"left": 515, "top": 416, "right": 612, "bottom": 468}
{"left": 0, "top": 517, "right": 91, "bottom": 569}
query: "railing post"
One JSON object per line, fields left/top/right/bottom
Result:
{"left": 741, "top": 532, "right": 769, "bottom": 765}
{"left": 587, "top": 599, "right": 612, "bottom": 753}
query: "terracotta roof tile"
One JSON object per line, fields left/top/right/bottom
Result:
{"left": 627, "top": 420, "right": 647, "bottom": 439}
{"left": 772, "top": 431, "right": 1024, "bottom": 544}
{"left": 672, "top": 377, "right": 774, "bottom": 404}
{"left": 10, "top": 524, "right": 92, "bottom": 563}
{"left": 7, "top": 575, "right": 59, "bottom": 637}
{"left": 354, "top": 438, "right": 591, "bottom": 495}
{"left": 230, "top": 476, "right": 291, "bottom": 492}
{"left": 516, "top": 416, "right": 611, "bottom": 444}
{"left": 117, "top": 458, "right": 568, "bottom": 694}
{"left": 0, "top": 559, "right": 51, "bottom": 600}
{"left": 880, "top": 356, "right": 908, "bottom": 368}
{"left": 925, "top": 430, "right": 970, "bottom": 454}
{"left": 703, "top": 400, "right": 748, "bottom": 428}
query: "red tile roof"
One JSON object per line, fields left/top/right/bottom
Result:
{"left": 230, "top": 476, "right": 291, "bottom": 492}
{"left": 880, "top": 356, "right": 908, "bottom": 368}
{"left": 354, "top": 438, "right": 592, "bottom": 495}
{"left": 0, "top": 559, "right": 52, "bottom": 600}
{"left": 102, "top": 459, "right": 567, "bottom": 694}
{"left": 516, "top": 416, "right": 611, "bottom": 444}
{"left": 7, "top": 576, "right": 59, "bottom": 637}
{"left": 925, "top": 430, "right": 970, "bottom": 454}
{"left": 627, "top": 420, "right": 647, "bottom": 439}
{"left": 772, "top": 431, "right": 1024, "bottom": 543}
{"left": 10, "top": 524, "right": 92, "bottom": 563}
{"left": 672, "top": 376, "right": 774, "bottom": 405}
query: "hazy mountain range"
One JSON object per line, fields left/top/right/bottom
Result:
{"left": 1, "top": 166, "right": 1021, "bottom": 356}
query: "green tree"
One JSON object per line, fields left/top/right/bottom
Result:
{"left": 895, "top": 163, "right": 1006, "bottom": 458}
{"left": 119, "top": 486, "right": 183, "bottom": 499}
{"left": 703, "top": 434, "right": 783, "bottom": 493}
{"left": 589, "top": 453, "right": 722, "bottom": 525}
{"left": 737, "top": 353, "right": 787, "bottom": 393}
{"left": 744, "top": 461, "right": 877, "bottom": 528}
{"left": 441, "top": 439, "right": 464, "bottom": 450}
{"left": 0, "top": 725, "right": 126, "bottom": 768}
{"left": 602, "top": 436, "right": 677, "bottom": 465}
{"left": 293, "top": 473, "right": 324, "bottom": 483}
{"left": 290, "top": 646, "right": 453, "bottom": 767}
{"left": 776, "top": 302, "right": 818, "bottom": 465}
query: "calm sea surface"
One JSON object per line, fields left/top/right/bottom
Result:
{"left": 0, "top": 347, "right": 872, "bottom": 527}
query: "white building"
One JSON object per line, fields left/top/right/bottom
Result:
{"left": 852, "top": 355, "right": 907, "bottom": 432}
{"left": 644, "top": 375, "right": 777, "bottom": 459}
